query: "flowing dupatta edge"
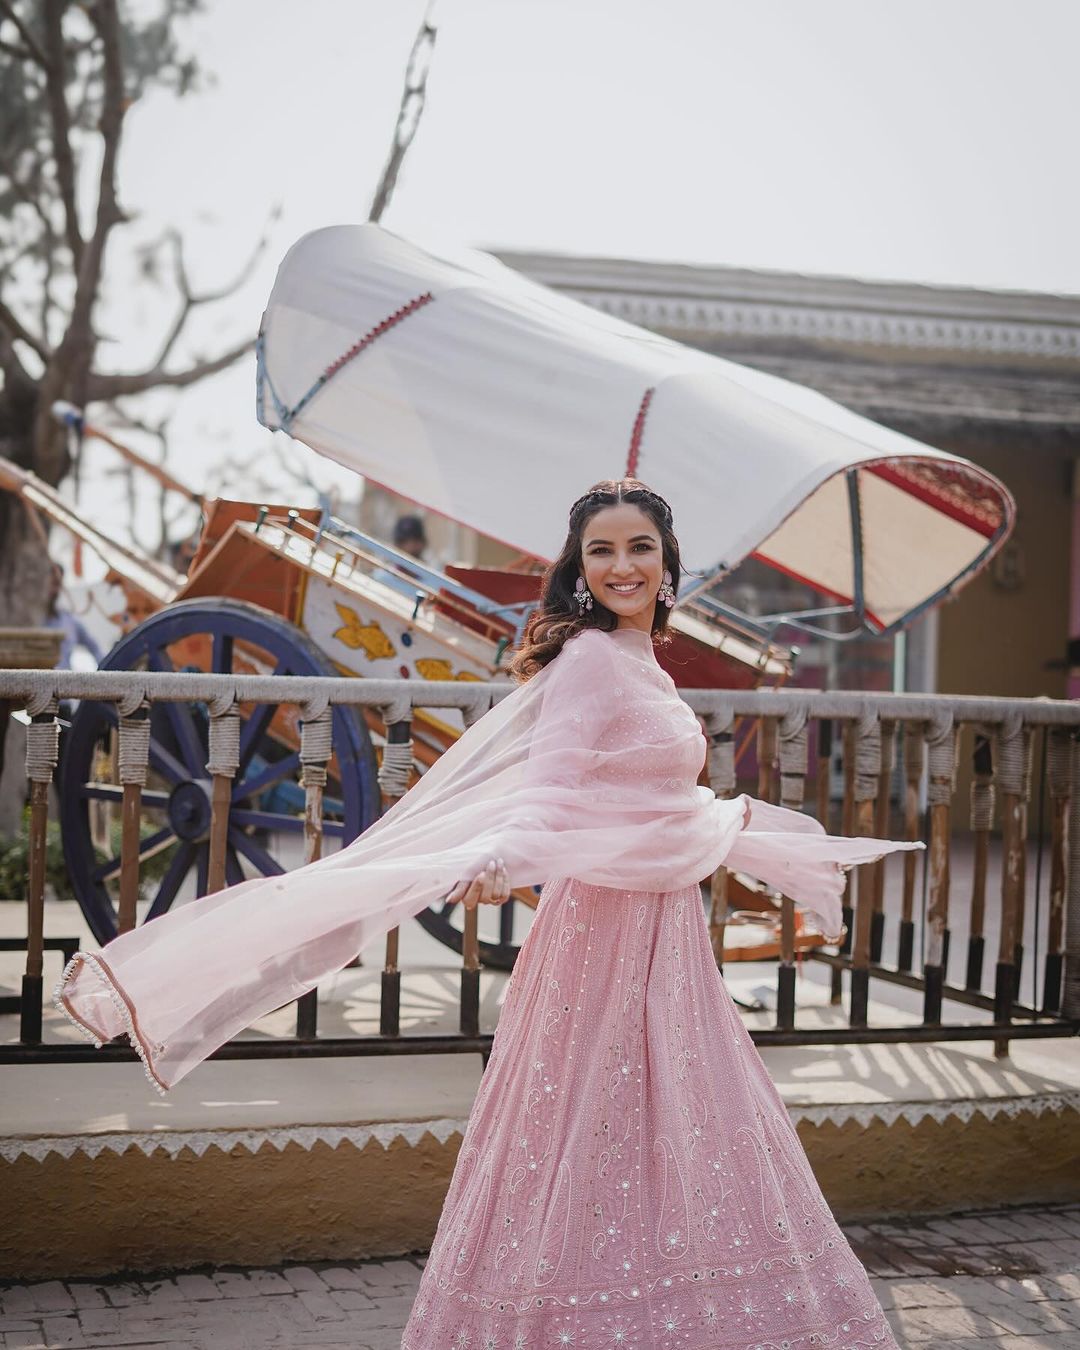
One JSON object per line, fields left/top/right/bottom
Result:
{"left": 51, "top": 629, "right": 924, "bottom": 1092}
{"left": 54, "top": 950, "right": 171, "bottom": 1094}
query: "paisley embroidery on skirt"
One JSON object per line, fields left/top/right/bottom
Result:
{"left": 653, "top": 1135, "right": 692, "bottom": 1260}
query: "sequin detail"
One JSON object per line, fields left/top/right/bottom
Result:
{"left": 402, "top": 878, "right": 898, "bottom": 1349}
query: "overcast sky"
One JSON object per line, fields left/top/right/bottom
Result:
{"left": 75, "top": 0, "right": 1080, "bottom": 555}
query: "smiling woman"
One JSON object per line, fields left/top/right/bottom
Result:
{"left": 398, "top": 480, "right": 913, "bottom": 1349}
{"left": 508, "top": 479, "right": 683, "bottom": 680}
{"left": 57, "top": 478, "right": 918, "bottom": 1349}
{"left": 582, "top": 503, "right": 666, "bottom": 631}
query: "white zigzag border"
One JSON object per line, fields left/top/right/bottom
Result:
{"left": 2, "top": 1092, "right": 1078, "bottom": 1165}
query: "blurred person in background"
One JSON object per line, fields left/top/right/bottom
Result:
{"left": 45, "top": 563, "right": 103, "bottom": 672}
{"left": 392, "top": 513, "right": 429, "bottom": 563}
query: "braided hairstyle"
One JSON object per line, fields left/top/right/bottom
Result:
{"left": 508, "top": 479, "right": 682, "bottom": 682}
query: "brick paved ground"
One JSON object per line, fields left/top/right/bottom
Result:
{"left": 1, "top": 1202, "right": 1078, "bottom": 1349}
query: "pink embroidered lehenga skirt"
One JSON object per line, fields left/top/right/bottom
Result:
{"left": 401, "top": 878, "right": 899, "bottom": 1350}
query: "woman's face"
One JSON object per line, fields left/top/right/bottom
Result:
{"left": 580, "top": 503, "right": 664, "bottom": 631}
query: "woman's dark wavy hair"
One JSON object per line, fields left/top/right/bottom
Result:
{"left": 509, "top": 479, "right": 682, "bottom": 682}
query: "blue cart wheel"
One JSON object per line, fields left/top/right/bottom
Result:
{"left": 59, "top": 598, "right": 379, "bottom": 947}
{"left": 413, "top": 888, "right": 534, "bottom": 971}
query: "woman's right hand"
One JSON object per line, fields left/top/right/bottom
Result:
{"left": 446, "top": 857, "right": 511, "bottom": 910}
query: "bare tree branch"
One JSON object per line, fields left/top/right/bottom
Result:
{"left": 0, "top": 147, "right": 58, "bottom": 237}
{"left": 151, "top": 219, "right": 273, "bottom": 371}
{"left": 65, "top": 0, "right": 125, "bottom": 342}
{"left": 368, "top": 1, "right": 438, "bottom": 223}
{"left": 0, "top": 323, "right": 31, "bottom": 386}
{"left": 87, "top": 335, "right": 254, "bottom": 400}
{"left": 42, "top": 1, "right": 83, "bottom": 266}
{"left": 0, "top": 34, "right": 32, "bottom": 59}
{"left": 0, "top": 0, "right": 50, "bottom": 68}
{"left": 0, "top": 294, "right": 50, "bottom": 362}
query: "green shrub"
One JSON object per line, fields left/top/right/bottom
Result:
{"left": 0, "top": 808, "right": 72, "bottom": 902}
{"left": 0, "top": 806, "right": 176, "bottom": 904}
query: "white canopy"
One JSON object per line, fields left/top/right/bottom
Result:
{"left": 257, "top": 224, "right": 1014, "bottom": 633}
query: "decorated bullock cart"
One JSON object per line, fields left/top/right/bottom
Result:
{"left": 1, "top": 225, "right": 1014, "bottom": 971}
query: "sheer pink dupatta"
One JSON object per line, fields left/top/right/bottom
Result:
{"left": 57, "top": 628, "right": 920, "bottom": 1090}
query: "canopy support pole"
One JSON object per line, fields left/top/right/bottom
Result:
{"left": 846, "top": 469, "right": 867, "bottom": 626}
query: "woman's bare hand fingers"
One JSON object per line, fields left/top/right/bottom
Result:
{"left": 477, "top": 859, "right": 498, "bottom": 906}
{"left": 449, "top": 859, "right": 502, "bottom": 910}
{"left": 448, "top": 875, "right": 481, "bottom": 910}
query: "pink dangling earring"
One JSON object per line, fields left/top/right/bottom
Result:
{"left": 658, "top": 570, "right": 676, "bottom": 608}
{"left": 573, "top": 575, "right": 594, "bottom": 613}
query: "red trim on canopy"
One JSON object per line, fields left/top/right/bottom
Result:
{"left": 626, "top": 387, "right": 655, "bottom": 478}
{"left": 865, "top": 460, "right": 1003, "bottom": 538}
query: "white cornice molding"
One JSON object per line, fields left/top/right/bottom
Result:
{"left": 495, "top": 250, "right": 1080, "bottom": 362}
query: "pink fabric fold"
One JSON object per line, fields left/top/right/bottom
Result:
{"left": 56, "top": 627, "right": 922, "bottom": 1090}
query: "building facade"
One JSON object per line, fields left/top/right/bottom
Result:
{"left": 495, "top": 249, "right": 1080, "bottom": 707}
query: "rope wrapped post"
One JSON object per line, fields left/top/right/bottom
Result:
{"left": 899, "top": 721, "right": 926, "bottom": 972}
{"left": 849, "top": 710, "right": 881, "bottom": 1027}
{"left": 1043, "top": 729, "right": 1071, "bottom": 1014}
{"left": 870, "top": 721, "right": 896, "bottom": 963}
{"left": 776, "top": 707, "right": 808, "bottom": 1030}
{"left": 704, "top": 710, "right": 737, "bottom": 971}
{"left": 299, "top": 700, "right": 333, "bottom": 866}
{"left": 832, "top": 718, "right": 858, "bottom": 994}
{"left": 813, "top": 718, "right": 844, "bottom": 1006}
{"left": 756, "top": 716, "right": 777, "bottom": 804}
{"left": 923, "top": 713, "right": 957, "bottom": 1025}
{"left": 296, "top": 697, "right": 333, "bottom": 1040}
{"left": 814, "top": 718, "right": 833, "bottom": 834}
{"left": 966, "top": 729, "right": 995, "bottom": 992}
{"left": 204, "top": 693, "right": 240, "bottom": 898}
{"left": 116, "top": 692, "right": 151, "bottom": 936}
{"left": 458, "top": 695, "right": 491, "bottom": 1038}
{"left": 994, "top": 713, "right": 1031, "bottom": 1055}
{"left": 377, "top": 702, "right": 414, "bottom": 1039}
{"left": 1064, "top": 732, "right": 1080, "bottom": 1020}
{"left": 22, "top": 691, "right": 60, "bottom": 1045}
{"left": 1015, "top": 722, "right": 1036, "bottom": 997}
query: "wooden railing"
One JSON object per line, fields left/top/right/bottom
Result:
{"left": 0, "top": 669, "right": 1077, "bottom": 1072}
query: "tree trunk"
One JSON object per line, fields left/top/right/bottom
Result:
{"left": 0, "top": 418, "right": 54, "bottom": 842}
{"left": 0, "top": 490, "right": 52, "bottom": 628}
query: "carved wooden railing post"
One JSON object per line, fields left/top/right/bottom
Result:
{"left": 815, "top": 718, "right": 833, "bottom": 830}
{"left": 994, "top": 714, "right": 1031, "bottom": 1055}
{"left": 22, "top": 691, "right": 59, "bottom": 1045}
{"left": 777, "top": 706, "right": 808, "bottom": 1030}
{"left": 1059, "top": 732, "right": 1080, "bottom": 1021}
{"left": 205, "top": 693, "right": 240, "bottom": 896}
{"left": 870, "top": 720, "right": 895, "bottom": 964}
{"left": 1042, "top": 729, "right": 1071, "bottom": 1013}
{"left": 815, "top": 718, "right": 845, "bottom": 1006}
{"left": 898, "top": 723, "right": 925, "bottom": 972}
{"left": 377, "top": 699, "right": 414, "bottom": 1038}
{"left": 757, "top": 716, "right": 777, "bottom": 804}
{"left": 966, "top": 729, "right": 994, "bottom": 992}
{"left": 836, "top": 717, "right": 858, "bottom": 986}
{"left": 849, "top": 710, "right": 881, "bottom": 1027}
{"left": 295, "top": 697, "right": 333, "bottom": 1038}
{"left": 299, "top": 699, "right": 333, "bottom": 867}
{"left": 704, "top": 710, "right": 737, "bottom": 970}
{"left": 1015, "top": 721, "right": 1036, "bottom": 996}
{"left": 458, "top": 694, "right": 491, "bottom": 1038}
{"left": 923, "top": 713, "right": 957, "bottom": 1025}
{"left": 115, "top": 693, "right": 151, "bottom": 936}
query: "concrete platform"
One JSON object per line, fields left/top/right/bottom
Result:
{"left": 2, "top": 884, "right": 1079, "bottom": 1280}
